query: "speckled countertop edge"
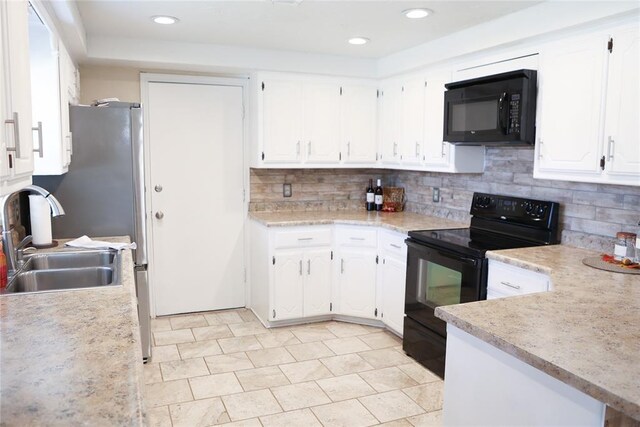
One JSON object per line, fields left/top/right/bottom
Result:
{"left": 436, "top": 245, "right": 640, "bottom": 420}
{"left": 0, "top": 236, "right": 146, "bottom": 426}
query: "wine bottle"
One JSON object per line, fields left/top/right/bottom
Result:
{"left": 366, "top": 179, "right": 375, "bottom": 211}
{"left": 374, "top": 179, "right": 383, "bottom": 211}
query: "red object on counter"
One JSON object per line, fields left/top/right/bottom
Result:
{"left": 0, "top": 242, "right": 7, "bottom": 288}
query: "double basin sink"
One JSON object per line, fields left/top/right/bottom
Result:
{"left": 2, "top": 249, "right": 121, "bottom": 294}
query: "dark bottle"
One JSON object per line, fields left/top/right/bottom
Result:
{"left": 374, "top": 179, "right": 383, "bottom": 211}
{"left": 366, "top": 179, "right": 375, "bottom": 211}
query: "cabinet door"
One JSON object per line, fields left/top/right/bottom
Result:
{"left": 380, "top": 256, "right": 406, "bottom": 335}
{"left": 303, "top": 248, "right": 332, "bottom": 317}
{"left": 379, "top": 82, "right": 402, "bottom": 164}
{"left": 304, "top": 82, "right": 340, "bottom": 163}
{"left": 536, "top": 35, "right": 608, "bottom": 175}
{"left": 604, "top": 29, "right": 640, "bottom": 177}
{"left": 423, "top": 70, "right": 451, "bottom": 167}
{"left": 341, "top": 84, "right": 377, "bottom": 164}
{"left": 272, "top": 251, "right": 304, "bottom": 320}
{"left": 400, "top": 78, "right": 425, "bottom": 165}
{"left": 2, "top": 0, "right": 34, "bottom": 177}
{"left": 262, "top": 80, "right": 303, "bottom": 163}
{"left": 337, "top": 248, "right": 377, "bottom": 319}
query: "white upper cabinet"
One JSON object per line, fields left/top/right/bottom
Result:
{"left": 423, "top": 70, "right": 450, "bottom": 168}
{"left": 379, "top": 80, "right": 402, "bottom": 165}
{"left": 1, "top": 0, "right": 34, "bottom": 188}
{"left": 400, "top": 77, "right": 425, "bottom": 165}
{"left": 303, "top": 82, "right": 340, "bottom": 164}
{"left": 535, "top": 25, "right": 640, "bottom": 186}
{"left": 340, "top": 84, "right": 378, "bottom": 164}
{"left": 262, "top": 79, "right": 304, "bottom": 163}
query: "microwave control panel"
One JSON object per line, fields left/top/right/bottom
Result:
{"left": 508, "top": 93, "right": 521, "bottom": 135}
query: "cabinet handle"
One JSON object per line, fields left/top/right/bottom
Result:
{"left": 537, "top": 139, "right": 543, "bottom": 159}
{"left": 390, "top": 243, "right": 402, "bottom": 249}
{"left": 500, "top": 281, "right": 521, "bottom": 290}
{"left": 349, "top": 237, "right": 365, "bottom": 241}
{"left": 297, "top": 237, "right": 313, "bottom": 241}
{"left": 299, "top": 260, "right": 303, "bottom": 276}
{"left": 393, "top": 142, "right": 398, "bottom": 156}
{"left": 347, "top": 141, "right": 351, "bottom": 156}
{"left": 307, "top": 259, "right": 311, "bottom": 275}
{"left": 5, "top": 112, "right": 22, "bottom": 158}
{"left": 296, "top": 141, "right": 300, "bottom": 156}
{"left": 415, "top": 141, "right": 420, "bottom": 157}
{"left": 32, "top": 122, "right": 44, "bottom": 158}
{"left": 441, "top": 141, "right": 446, "bottom": 158}
{"left": 607, "top": 136, "right": 615, "bottom": 161}
{"left": 341, "top": 259, "right": 344, "bottom": 274}
{"left": 66, "top": 133, "right": 73, "bottom": 155}
{"left": 308, "top": 141, "right": 311, "bottom": 156}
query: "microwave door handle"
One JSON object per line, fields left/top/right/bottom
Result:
{"left": 498, "top": 92, "right": 508, "bottom": 134}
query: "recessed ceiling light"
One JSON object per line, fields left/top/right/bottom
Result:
{"left": 403, "top": 8, "right": 432, "bottom": 19}
{"left": 152, "top": 15, "right": 179, "bottom": 25}
{"left": 348, "top": 37, "right": 370, "bottom": 45}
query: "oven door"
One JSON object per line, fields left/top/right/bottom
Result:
{"left": 404, "top": 238, "right": 486, "bottom": 337}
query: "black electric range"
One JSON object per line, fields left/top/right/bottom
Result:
{"left": 402, "top": 192, "right": 560, "bottom": 378}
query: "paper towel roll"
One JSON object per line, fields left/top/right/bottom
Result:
{"left": 29, "top": 195, "right": 52, "bottom": 246}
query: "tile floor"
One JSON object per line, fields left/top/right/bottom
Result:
{"left": 145, "top": 308, "right": 444, "bottom": 426}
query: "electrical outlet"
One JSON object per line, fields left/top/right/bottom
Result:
{"left": 283, "top": 183, "right": 292, "bottom": 197}
{"left": 433, "top": 187, "right": 440, "bottom": 203}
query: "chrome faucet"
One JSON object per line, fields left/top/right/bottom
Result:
{"left": 0, "top": 185, "right": 65, "bottom": 274}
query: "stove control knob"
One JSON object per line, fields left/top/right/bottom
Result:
{"left": 536, "top": 205, "right": 546, "bottom": 216}
{"left": 525, "top": 202, "right": 533, "bottom": 214}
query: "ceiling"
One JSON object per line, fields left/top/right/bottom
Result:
{"left": 75, "top": 1, "right": 543, "bottom": 59}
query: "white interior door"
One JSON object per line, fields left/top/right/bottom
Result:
{"left": 147, "top": 80, "right": 245, "bottom": 316}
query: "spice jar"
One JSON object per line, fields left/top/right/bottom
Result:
{"left": 614, "top": 232, "right": 636, "bottom": 262}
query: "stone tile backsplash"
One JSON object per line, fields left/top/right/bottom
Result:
{"left": 249, "top": 147, "right": 640, "bottom": 252}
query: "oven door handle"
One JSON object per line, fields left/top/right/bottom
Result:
{"left": 407, "top": 239, "right": 478, "bottom": 267}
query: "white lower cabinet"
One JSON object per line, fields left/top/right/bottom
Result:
{"left": 302, "top": 248, "right": 333, "bottom": 317}
{"left": 377, "top": 229, "right": 407, "bottom": 335}
{"left": 487, "top": 259, "right": 551, "bottom": 299}
{"left": 336, "top": 246, "right": 378, "bottom": 319}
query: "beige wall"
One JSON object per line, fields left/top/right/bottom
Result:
{"left": 79, "top": 65, "right": 142, "bottom": 104}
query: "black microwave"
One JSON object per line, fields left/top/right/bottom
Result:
{"left": 443, "top": 69, "right": 537, "bottom": 146}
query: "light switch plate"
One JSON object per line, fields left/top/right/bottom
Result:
{"left": 283, "top": 183, "right": 292, "bottom": 197}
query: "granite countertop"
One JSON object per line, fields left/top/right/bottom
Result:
{"left": 436, "top": 244, "right": 640, "bottom": 420}
{"left": 249, "top": 210, "right": 469, "bottom": 233}
{"left": 0, "top": 237, "right": 146, "bottom": 426}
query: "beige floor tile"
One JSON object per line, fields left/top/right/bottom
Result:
{"left": 398, "top": 363, "right": 441, "bottom": 384}
{"left": 145, "top": 379, "right": 193, "bottom": 408}
{"left": 150, "top": 345, "right": 181, "bottom": 363}
{"left": 222, "top": 389, "right": 283, "bottom": 421}
{"left": 316, "top": 374, "right": 376, "bottom": 402}
{"left": 359, "top": 367, "right": 418, "bottom": 392}
{"left": 359, "top": 332, "right": 402, "bottom": 349}
{"left": 151, "top": 318, "right": 172, "bottom": 332}
{"left": 257, "top": 330, "right": 301, "bottom": 349}
{"left": 204, "top": 312, "right": 223, "bottom": 325}
{"left": 326, "top": 322, "right": 371, "bottom": 338}
{"left": 246, "top": 347, "right": 295, "bottom": 367}
{"left": 238, "top": 309, "right": 259, "bottom": 323}
{"left": 359, "top": 348, "right": 413, "bottom": 368}
{"left": 359, "top": 390, "right": 424, "bottom": 423}
{"left": 219, "top": 419, "right": 262, "bottom": 427}
{"left": 380, "top": 419, "right": 414, "bottom": 426}
{"left": 323, "top": 336, "right": 372, "bottom": 355}
{"left": 407, "top": 410, "right": 442, "bottom": 426}
{"left": 235, "top": 366, "right": 290, "bottom": 391}
{"left": 278, "top": 359, "right": 333, "bottom": 383}
{"left": 169, "top": 397, "right": 230, "bottom": 427}
{"left": 177, "top": 339, "right": 223, "bottom": 359}
{"left": 144, "top": 363, "right": 163, "bottom": 384}
{"left": 260, "top": 408, "right": 321, "bottom": 427}
{"left": 154, "top": 329, "right": 195, "bottom": 346}
{"left": 285, "top": 341, "right": 335, "bottom": 361}
{"left": 189, "top": 372, "right": 244, "bottom": 399}
{"left": 291, "top": 326, "right": 337, "bottom": 343}
{"left": 169, "top": 314, "right": 208, "bottom": 330}
{"left": 402, "top": 382, "right": 444, "bottom": 413}
{"left": 205, "top": 352, "right": 254, "bottom": 374}
{"left": 229, "top": 321, "right": 270, "bottom": 337}
{"left": 147, "top": 406, "right": 172, "bottom": 427}
{"left": 311, "top": 399, "right": 378, "bottom": 427}
{"left": 217, "top": 311, "right": 245, "bottom": 325}
{"left": 192, "top": 324, "right": 233, "bottom": 341}
{"left": 320, "top": 353, "right": 374, "bottom": 376}
{"left": 218, "top": 336, "right": 263, "bottom": 353}
{"left": 160, "top": 358, "right": 209, "bottom": 381}
{"left": 271, "top": 381, "right": 331, "bottom": 411}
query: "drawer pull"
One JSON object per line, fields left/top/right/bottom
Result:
{"left": 297, "top": 237, "right": 313, "bottom": 241}
{"left": 500, "top": 281, "right": 521, "bottom": 290}
{"left": 341, "top": 259, "right": 344, "bottom": 274}
{"left": 390, "top": 243, "right": 402, "bottom": 249}
{"left": 299, "top": 260, "right": 303, "bottom": 276}
{"left": 349, "top": 237, "right": 366, "bottom": 241}
{"left": 307, "top": 259, "right": 311, "bottom": 275}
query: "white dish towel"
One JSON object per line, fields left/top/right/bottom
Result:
{"left": 65, "top": 235, "right": 137, "bottom": 251}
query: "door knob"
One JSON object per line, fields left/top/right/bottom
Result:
{"left": 155, "top": 211, "right": 164, "bottom": 219}
{"left": 154, "top": 185, "right": 163, "bottom": 192}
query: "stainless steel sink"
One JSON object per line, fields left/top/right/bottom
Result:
{"left": 2, "top": 249, "right": 121, "bottom": 294}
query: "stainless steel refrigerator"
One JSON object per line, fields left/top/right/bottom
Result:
{"left": 33, "top": 102, "right": 151, "bottom": 361}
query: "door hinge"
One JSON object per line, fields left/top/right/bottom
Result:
{"left": 272, "top": 256, "right": 276, "bottom": 265}
{"left": 331, "top": 251, "right": 333, "bottom": 260}
{"left": 608, "top": 38, "right": 613, "bottom": 53}
{"left": 340, "top": 86, "right": 343, "bottom": 95}
{"left": 374, "top": 308, "right": 378, "bottom": 317}
{"left": 330, "top": 302, "right": 333, "bottom": 312}
{"left": 376, "top": 255, "right": 379, "bottom": 264}
{"left": 600, "top": 156, "right": 606, "bottom": 170}
{"left": 262, "top": 152, "right": 265, "bottom": 161}
{"left": 262, "top": 82, "right": 265, "bottom": 91}
{"left": 272, "top": 309, "right": 276, "bottom": 318}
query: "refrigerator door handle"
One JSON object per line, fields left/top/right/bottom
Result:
{"left": 131, "top": 106, "right": 148, "bottom": 266}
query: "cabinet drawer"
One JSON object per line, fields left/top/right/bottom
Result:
{"left": 335, "top": 226, "right": 377, "bottom": 247}
{"left": 487, "top": 260, "right": 550, "bottom": 297}
{"left": 273, "top": 227, "right": 332, "bottom": 249}
{"left": 378, "top": 229, "right": 408, "bottom": 259}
